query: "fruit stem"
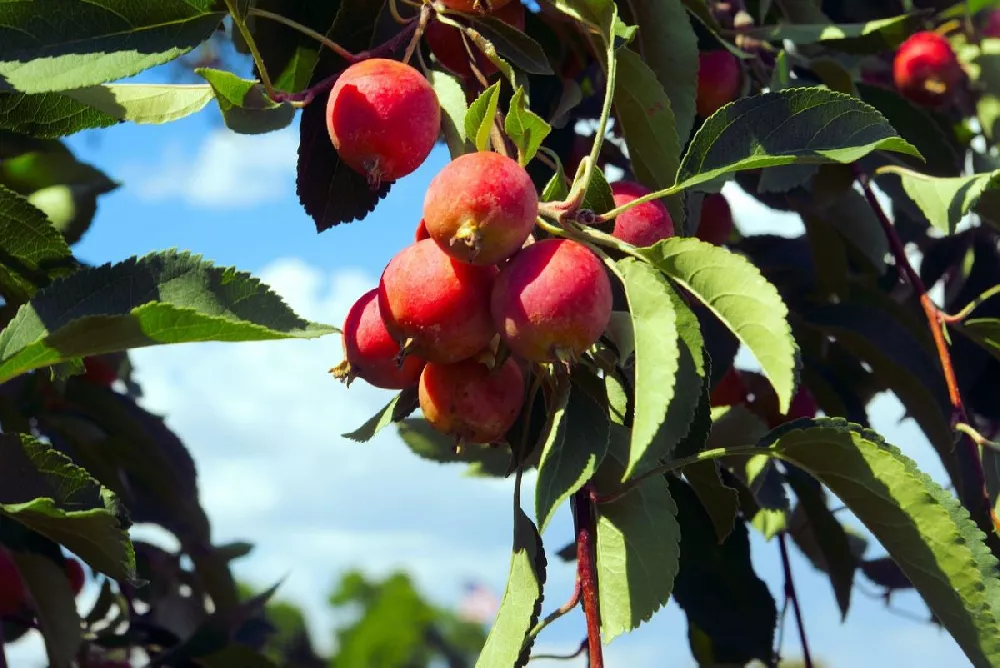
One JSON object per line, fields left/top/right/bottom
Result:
{"left": 525, "top": 573, "right": 581, "bottom": 643}
{"left": 939, "top": 283, "right": 1000, "bottom": 324}
{"left": 596, "top": 182, "right": 683, "bottom": 223}
{"left": 574, "top": 25, "right": 619, "bottom": 220}
{"left": 249, "top": 8, "right": 360, "bottom": 63}
{"left": 572, "top": 486, "right": 604, "bottom": 668}
{"left": 778, "top": 532, "right": 814, "bottom": 668}
{"left": 402, "top": 4, "right": 432, "bottom": 64}
{"left": 224, "top": 0, "right": 276, "bottom": 100}
{"left": 854, "top": 167, "right": 997, "bottom": 549}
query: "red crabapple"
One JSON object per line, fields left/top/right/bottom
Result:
{"left": 419, "top": 357, "right": 524, "bottom": 444}
{"left": 82, "top": 356, "right": 118, "bottom": 386}
{"left": 893, "top": 32, "right": 962, "bottom": 108}
{"left": 0, "top": 549, "right": 26, "bottom": 617}
{"left": 491, "top": 239, "right": 612, "bottom": 362}
{"left": 984, "top": 10, "right": 1000, "bottom": 38}
{"left": 379, "top": 239, "right": 497, "bottom": 364}
{"left": 609, "top": 181, "right": 674, "bottom": 247}
{"left": 333, "top": 289, "right": 426, "bottom": 389}
{"left": 696, "top": 193, "right": 734, "bottom": 245}
{"left": 710, "top": 366, "right": 748, "bottom": 408}
{"left": 696, "top": 50, "right": 742, "bottom": 117}
{"left": 426, "top": 1, "right": 525, "bottom": 79}
{"left": 65, "top": 558, "right": 86, "bottom": 597}
{"left": 326, "top": 59, "right": 440, "bottom": 186}
{"left": 424, "top": 152, "right": 539, "bottom": 265}
{"left": 439, "top": 0, "right": 514, "bottom": 11}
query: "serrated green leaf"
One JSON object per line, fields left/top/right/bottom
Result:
{"left": 505, "top": 87, "right": 550, "bottom": 166}
{"left": 428, "top": 69, "right": 468, "bottom": 159}
{"left": 0, "top": 2, "right": 225, "bottom": 93}
{"left": 731, "top": 419, "right": 1000, "bottom": 668}
{"left": 465, "top": 82, "right": 502, "bottom": 153}
{"left": 397, "top": 418, "right": 511, "bottom": 477}
{"left": 11, "top": 551, "right": 81, "bottom": 668}
{"left": 581, "top": 165, "right": 616, "bottom": 214}
{"left": 535, "top": 378, "right": 610, "bottom": 534}
{"left": 0, "top": 91, "right": 119, "bottom": 138}
{"left": 614, "top": 258, "right": 679, "bottom": 479}
{"left": 0, "top": 251, "right": 337, "bottom": 383}
{"left": 674, "top": 88, "right": 921, "bottom": 192}
{"left": 593, "top": 428, "right": 680, "bottom": 640}
{"left": 196, "top": 69, "right": 295, "bottom": 134}
{"left": 471, "top": 14, "right": 553, "bottom": 75}
{"left": 0, "top": 185, "right": 76, "bottom": 302}
{"left": 540, "top": 153, "right": 569, "bottom": 203}
{"left": 614, "top": 49, "right": 684, "bottom": 226}
{"left": 878, "top": 166, "right": 999, "bottom": 235}
{"left": 342, "top": 388, "right": 418, "bottom": 442}
{"left": 961, "top": 318, "right": 1000, "bottom": 362}
{"left": 640, "top": 238, "right": 798, "bottom": 413}
{"left": 476, "top": 508, "right": 545, "bottom": 668}
{"left": 743, "top": 15, "right": 913, "bottom": 50}
{"left": 63, "top": 84, "right": 215, "bottom": 125}
{"left": 549, "top": 0, "right": 616, "bottom": 37}
{"left": 0, "top": 433, "right": 135, "bottom": 583}
{"left": 625, "top": 0, "right": 698, "bottom": 148}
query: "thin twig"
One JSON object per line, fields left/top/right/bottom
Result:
{"left": 940, "top": 283, "right": 1000, "bottom": 324}
{"left": 527, "top": 575, "right": 581, "bottom": 642}
{"left": 854, "top": 168, "right": 991, "bottom": 525}
{"left": 573, "top": 486, "right": 603, "bottom": 668}
{"left": 778, "top": 533, "right": 814, "bottom": 668}
{"left": 249, "top": 8, "right": 358, "bottom": 62}
{"left": 225, "top": 0, "right": 275, "bottom": 99}
{"left": 529, "top": 639, "right": 588, "bottom": 662}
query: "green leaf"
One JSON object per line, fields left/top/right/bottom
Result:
{"left": 0, "top": 251, "right": 337, "bottom": 383}
{"left": 743, "top": 15, "right": 913, "bottom": 50}
{"left": 593, "top": 428, "right": 680, "bottom": 640}
{"left": 0, "top": 433, "right": 135, "bottom": 583}
{"left": 740, "top": 419, "right": 1000, "bottom": 667}
{"left": 877, "top": 166, "right": 999, "bottom": 235}
{"left": 614, "top": 49, "right": 684, "bottom": 226}
{"left": 0, "top": 92, "right": 119, "bottom": 138}
{"left": 63, "top": 84, "right": 215, "bottom": 125}
{"left": 476, "top": 509, "right": 545, "bottom": 668}
{"left": 397, "top": 418, "right": 511, "bottom": 477}
{"left": 465, "top": 82, "right": 502, "bottom": 153}
{"left": 342, "top": 388, "right": 419, "bottom": 442}
{"left": 540, "top": 152, "right": 569, "bottom": 203}
{"left": 624, "top": 0, "right": 698, "bottom": 147}
{"left": 581, "top": 165, "right": 616, "bottom": 214}
{"left": 535, "top": 378, "right": 610, "bottom": 534}
{"left": 640, "top": 238, "right": 798, "bottom": 413}
{"left": 505, "top": 87, "right": 551, "bottom": 166}
{"left": 196, "top": 69, "right": 295, "bottom": 134}
{"left": 0, "top": 2, "right": 225, "bottom": 93}
{"left": 614, "top": 258, "right": 679, "bottom": 479}
{"left": 0, "top": 185, "right": 76, "bottom": 302}
{"left": 470, "top": 14, "right": 553, "bottom": 75}
{"left": 428, "top": 69, "right": 468, "bottom": 160}
{"left": 675, "top": 88, "right": 921, "bottom": 192}
{"left": 11, "top": 551, "right": 81, "bottom": 668}
{"left": 549, "top": 0, "right": 617, "bottom": 37}
{"left": 961, "top": 318, "right": 1000, "bottom": 362}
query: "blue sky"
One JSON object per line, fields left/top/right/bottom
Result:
{"left": 5, "top": 80, "right": 971, "bottom": 666}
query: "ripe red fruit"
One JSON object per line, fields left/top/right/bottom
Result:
{"left": 0, "top": 549, "right": 26, "bottom": 617}
{"left": 426, "top": 1, "right": 525, "bottom": 79}
{"left": 82, "top": 356, "right": 118, "bottom": 386}
{"left": 491, "top": 239, "right": 612, "bottom": 362}
{"left": 696, "top": 50, "right": 742, "bottom": 117}
{"left": 326, "top": 59, "right": 441, "bottom": 186}
{"left": 424, "top": 152, "right": 539, "bottom": 265}
{"left": 415, "top": 218, "right": 430, "bottom": 242}
{"left": 984, "top": 10, "right": 1000, "bottom": 38}
{"left": 696, "top": 193, "right": 734, "bottom": 245}
{"left": 893, "top": 32, "right": 962, "bottom": 108}
{"left": 609, "top": 181, "right": 674, "bottom": 247}
{"left": 379, "top": 239, "right": 497, "bottom": 364}
{"left": 65, "top": 558, "right": 86, "bottom": 597}
{"left": 419, "top": 357, "right": 524, "bottom": 444}
{"left": 333, "top": 289, "right": 426, "bottom": 390}
{"left": 710, "top": 366, "right": 747, "bottom": 408}
{"left": 439, "top": 0, "right": 514, "bottom": 11}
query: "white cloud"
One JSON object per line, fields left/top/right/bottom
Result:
{"left": 133, "top": 126, "right": 300, "bottom": 208}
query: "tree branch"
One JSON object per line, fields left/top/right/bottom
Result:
{"left": 778, "top": 533, "right": 813, "bottom": 668}
{"left": 572, "top": 486, "right": 603, "bottom": 668}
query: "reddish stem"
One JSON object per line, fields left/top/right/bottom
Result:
{"left": 855, "top": 168, "right": 992, "bottom": 529}
{"left": 572, "top": 486, "right": 604, "bottom": 668}
{"left": 778, "top": 533, "right": 814, "bottom": 668}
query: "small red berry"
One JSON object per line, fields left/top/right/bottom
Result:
{"left": 710, "top": 366, "right": 748, "bottom": 408}
{"left": 696, "top": 50, "right": 742, "bottom": 117}
{"left": 426, "top": 1, "right": 525, "bottom": 79}
{"left": 893, "top": 32, "right": 962, "bottom": 108}
{"left": 609, "top": 181, "right": 674, "bottom": 247}
{"left": 333, "top": 289, "right": 426, "bottom": 390}
{"left": 326, "top": 59, "right": 441, "bottom": 186}
{"left": 82, "top": 356, "right": 118, "bottom": 386}
{"left": 419, "top": 357, "right": 524, "bottom": 444}
{"left": 696, "top": 193, "right": 734, "bottom": 246}
{"left": 379, "top": 239, "right": 497, "bottom": 364}
{"left": 65, "top": 558, "right": 86, "bottom": 597}
{"left": 0, "top": 549, "right": 27, "bottom": 617}
{"left": 424, "top": 152, "right": 539, "bottom": 265}
{"left": 491, "top": 239, "right": 612, "bottom": 362}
